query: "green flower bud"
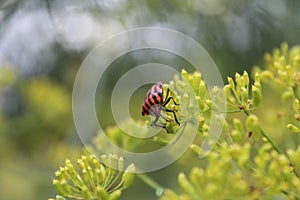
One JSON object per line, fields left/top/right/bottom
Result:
{"left": 99, "top": 164, "right": 106, "bottom": 181}
{"left": 233, "top": 118, "right": 243, "bottom": 132}
{"left": 281, "top": 42, "right": 288, "bottom": 55}
{"left": 281, "top": 90, "right": 294, "bottom": 103}
{"left": 231, "top": 130, "right": 243, "bottom": 144}
{"left": 189, "top": 167, "right": 204, "bottom": 186}
{"left": 118, "top": 157, "right": 124, "bottom": 172}
{"left": 122, "top": 164, "right": 135, "bottom": 189}
{"left": 293, "top": 55, "right": 300, "bottom": 67}
{"left": 246, "top": 114, "right": 260, "bottom": 138}
{"left": 55, "top": 195, "right": 66, "bottom": 200}
{"left": 199, "top": 116, "right": 205, "bottom": 127}
{"left": 199, "top": 81, "right": 206, "bottom": 98}
{"left": 286, "top": 65, "right": 292, "bottom": 76}
{"left": 77, "top": 158, "right": 85, "bottom": 169}
{"left": 251, "top": 86, "right": 262, "bottom": 107}
{"left": 178, "top": 173, "right": 196, "bottom": 195}
{"left": 181, "top": 69, "right": 189, "bottom": 80}
{"left": 108, "top": 190, "right": 122, "bottom": 200}
{"left": 246, "top": 114, "right": 258, "bottom": 130}
{"left": 227, "top": 77, "right": 235, "bottom": 91}
{"left": 264, "top": 53, "right": 272, "bottom": 63}
{"left": 287, "top": 124, "right": 300, "bottom": 133}
{"left": 279, "top": 56, "right": 286, "bottom": 66}
{"left": 235, "top": 73, "right": 242, "bottom": 87}
{"left": 206, "top": 99, "right": 212, "bottom": 108}
{"left": 294, "top": 114, "right": 300, "bottom": 121}
{"left": 166, "top": 122, "right": 175, "bottom": 134}
{"left": 188, "top": 74, "right": 193, "bottom": 82}
{"left": 254, "top": 82, "right": 262, "bottom": 91}
{"left": 243, "top": 71, "right": 250, "bottom": 87}
{"left": 174, "top": 74, "right": 180, "bottom": 82}
{"left": 241, "top": 87, "right": 248, "bottom": 104}
{"left": 168, "top": 81, "right": 175, "bottom": 92}
{"left": 183, "top": 93, "right": 189, "bottom": 102}
{"left": 223, "top": 84, "right": 231, "bottom": 99}
{"left": 274, "top": 61, "right": 282, "bottom": 70}
{"left": 192, "top": 72, "right": 202, "bottom": 92}
{"left": 278, "top": 70, "right": 288, "bottom": 82}
{"left": 190, "top": 144, "right": 201, "bottom": 155}
{"left": 109, "top": 154, "right": 118, "bottom": 169}
{"left": 196, "top": 96, "right": 204, "bottom": 110}
{"left": 260, "top": 70, "right": 274, "bottom": 81}
{"left": 202, "top": 124, "right": 209, "bottom": 133}
{"left": 55, "top": 170, "right": 63, "bottom": 180}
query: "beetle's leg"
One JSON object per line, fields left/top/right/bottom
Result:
{"left": 150, "top": 113, "right": 169, "bottom": 133}
{"left": 163, "top": 88, "right": 179, "bottom": 106}
{"left": 157, "top": 112, "right": 172, "bottom": 123}
{"left": 164, "top": 108, "right": 180, "bottom": 126}
{"left": 163, "top": 97, "right": 179, "bottom": 106}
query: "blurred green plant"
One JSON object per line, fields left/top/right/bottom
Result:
{"left": 4, "top": 78, "right": 72, "bottom": 154}
{"left": 161, "top": 142, "right": 300, "bottom": 200}
{"left": 51, "top": 43, "right": 300, "bottom": 199}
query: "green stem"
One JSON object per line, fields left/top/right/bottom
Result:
{"left": 258, "top": 125, "right": 283, "bottom": 155}
{"left": 258, "top": 124, "right": 299, "bottom": 178}
{"left": 137, "top": 174, "right": 165, "bottom": 197}
{"left": 243, "top": 111, "right": 283, "bottom": 154}
{"left": 292, "top": 86, "right": 300, "bottom": 100}
{"left": 281, "top": 190, "right": 300, "bottom": 200}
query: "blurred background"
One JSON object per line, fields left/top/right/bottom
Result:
{"left": 0, "top": 0, "right": 300, "bottom": 199}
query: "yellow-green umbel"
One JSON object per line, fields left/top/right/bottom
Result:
{"left": 50, "top": 154, "right": 135, "bottom": 200}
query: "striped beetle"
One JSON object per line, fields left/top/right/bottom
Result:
{"left": 142, "top": 81, "right": 180, "bottom": 133}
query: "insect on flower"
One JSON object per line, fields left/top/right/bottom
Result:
{"left": 142, "top": 81, "right": 180, "bottom": 133}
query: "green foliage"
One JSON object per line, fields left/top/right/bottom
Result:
{"left": 161, "top": 43, "right": 300, "bottom": 200}
{"left": 161, "top": 142, "right": 300, "bottom": 200}
{"left": 2, "top": 77, "right": 72, "bottom": 155}
{"left": 49, "top": 154, "right": 135, "bottom": 200}
{"left": 51, "top": 43, "right": 300, "bottom": 199}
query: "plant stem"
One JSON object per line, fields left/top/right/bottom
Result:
{"left": 258, "top": 124, "right": 299, "bottom": 178}
{"left": 258, "top": 125, "right": 283, "bottom": 155}
{"left": 137, "top": 173, "right": 165, "bottom": 197}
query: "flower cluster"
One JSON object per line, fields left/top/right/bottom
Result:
{"left": 224, "top": 70, "right": 262, "bottom": 114}
{"left": 153, "top": 70, "right": 212, "bottom": 145}
{"left": 161, "top": 44, "right": 300, "bottom": 199}
{"left": 92, "top": 120, "right": 147, "bottom": 152}
{"left": 258, "top": 43, "right": 300, "bottom": 89}
{"left": 49, "top": 154, "right": 135, "bottom": 200}
{"left": 255, "top": 43, "right": 300, "bottom": 133}
{"left": 161, "top": 142, "right": 300, "bottom": 200}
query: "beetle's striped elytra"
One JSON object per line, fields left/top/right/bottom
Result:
{"left": 142, "top": 81, "right": 180, "bottom": 133}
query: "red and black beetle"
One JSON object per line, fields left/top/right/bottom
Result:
{"left": 142, "top": 81, "right": 180, "bottom": 133}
